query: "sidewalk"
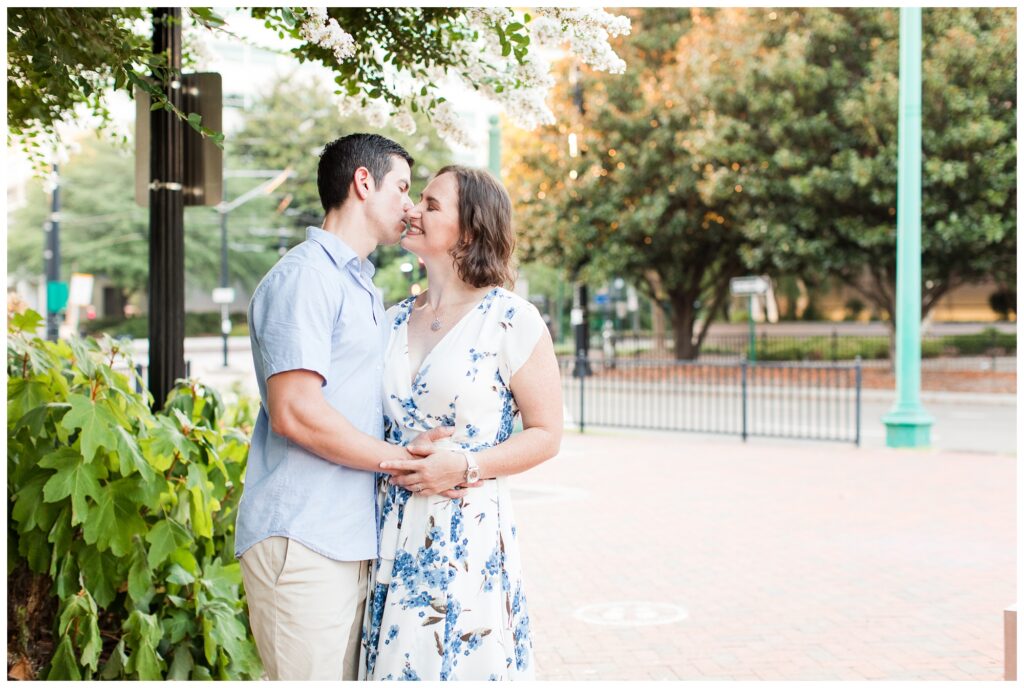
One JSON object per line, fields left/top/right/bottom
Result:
{"left": 510, "top": 430, "right": 1016, "bottom": 680}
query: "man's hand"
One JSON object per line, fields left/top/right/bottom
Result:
{"left": 403, "top": 426, "right": 455, "bottom": 461}
{"left": 381, "top": 450, "right": 477, "bottom": 497}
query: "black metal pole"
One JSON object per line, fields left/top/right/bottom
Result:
{"left": 572, "top": 282, "right": 592, "bottom": 377}
{"left": 148, "top": 7, "right": 186, "bottom": 407}
{"left": 220, "top": 208, "right": 229, "bottom": 367}
{"left": 45, "top": 164, "right": 61, "bottom": 341}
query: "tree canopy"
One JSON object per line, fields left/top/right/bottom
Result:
{"left": 8, "top": 7, "right": 631, "bottom": 169}
{"left": 508, "top": 8, "right": 1016, "bottom": 358}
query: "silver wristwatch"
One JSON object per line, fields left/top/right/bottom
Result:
{"left": 461, "top": 451, "right": 481, "bottom": 484}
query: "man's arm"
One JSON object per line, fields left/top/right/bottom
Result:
{"left": 267, "top": 369, "right": 449, "bottom": 473}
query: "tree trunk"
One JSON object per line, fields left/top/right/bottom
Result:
{"left": 651, "top": 301, "right": 668, "bottom": 358}
{"left": 671, "top": 293, "right": 699, "bottom": 360}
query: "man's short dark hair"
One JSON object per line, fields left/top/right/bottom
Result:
{"left": 317, "top": 133, "right": 414, "bottom": 213}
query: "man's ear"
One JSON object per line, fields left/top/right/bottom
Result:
{"left": 352, "top": 166, "right": 373, "bottom": 201}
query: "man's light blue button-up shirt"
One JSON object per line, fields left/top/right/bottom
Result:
{"left": 235, "top": 226, "right": 387, "bottom": 562}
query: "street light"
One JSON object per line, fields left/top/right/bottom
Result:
{"left": 568, "top": 67, "right": 591, "bottom": 377}
{"left": 214, "top": 167, "right": 294, "bottom": 367}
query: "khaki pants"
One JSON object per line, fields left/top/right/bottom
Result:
{"left": 240, "top": 537, "right": 369, "bottom": 680}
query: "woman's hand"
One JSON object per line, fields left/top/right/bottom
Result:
{"left": 382, "top": 450, "right": 471, "bottom": 497}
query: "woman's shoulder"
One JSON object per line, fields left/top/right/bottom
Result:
{"left": 479, "top": 288, "right": 544, "bottom": 332}
{"left": 386, "top": 295, "right": 417, "bottom": 329}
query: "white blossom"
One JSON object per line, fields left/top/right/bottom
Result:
{"left": 431, "top": 101, "right": 475, "bottom": 149}
{"left": 390, "top": 108, "right": 417, "bottom": 135}
{"left": 300, "top": 9, "right": 355, "bottom": 62}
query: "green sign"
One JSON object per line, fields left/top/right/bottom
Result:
{"left": 46, "top": 281, "right": 69, "bottom": 313}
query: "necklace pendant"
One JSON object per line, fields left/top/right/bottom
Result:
{"left": 430, "top": 319, "right": 442, "bottom": 332}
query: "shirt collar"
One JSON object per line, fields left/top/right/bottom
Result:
{"left": 305, "top": 226, "right": 375, "bottom": 278}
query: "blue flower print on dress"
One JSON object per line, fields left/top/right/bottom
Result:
{"left": 392, "top": 296, "right": 415, "bottom": 330}
{"left": 364, "top": 288, "right": 538, "bottom": 680}
{"left": 411, "top": 364, "right": 430, "bottom": 395}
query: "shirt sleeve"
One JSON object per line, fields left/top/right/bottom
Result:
{"left": 502, "top": 299, "right": 548, "bottom": 379}
{"left": 249, "top": 265, "right": 342, "bottom": 386}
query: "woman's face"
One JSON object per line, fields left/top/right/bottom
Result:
{"left": 402, "top": 172, "right": 461, "bottom": 260}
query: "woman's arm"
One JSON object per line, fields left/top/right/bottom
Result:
{"left": 382, "top": 331, "right": 563, "bottom": 495}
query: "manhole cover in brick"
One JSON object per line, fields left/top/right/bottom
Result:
{"left": 573, "top": 602, "right": 688, "bottom": 626}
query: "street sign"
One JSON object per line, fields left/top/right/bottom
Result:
{"left": 212, "top": 287, "right": 235, "bottom": 304}
{"left": 730, "top": 275, "right": 769, "bottom": 296}
{"left": 68, "top": 273, "right": 94, "bottom": 306}
{"left": 46, "top": 281, "right": 69, "bottom": 313}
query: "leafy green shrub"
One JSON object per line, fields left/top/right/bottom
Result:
{"left": 81, "top": 312, "right": 250, "bottom": 339}
{"left": 7, "top": 310, "right": 261, "bottom": 680}
{"left": 939, "top": 328, "right": 1016, "bottom": 355}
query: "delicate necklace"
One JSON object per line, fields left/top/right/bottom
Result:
{"left": 425, "top": 300, "right": 443, "bottom": 331}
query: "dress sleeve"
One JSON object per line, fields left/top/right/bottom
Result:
{"left": 501, "top": 299, "right": 548, "bottom": 379}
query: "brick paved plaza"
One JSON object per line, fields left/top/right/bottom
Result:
{"left": 510, "top": 430, "right": 1015, "bottom": 680}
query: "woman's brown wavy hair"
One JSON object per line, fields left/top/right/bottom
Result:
{"left": 437, "top": 165, "right": 516, "bottom": 288}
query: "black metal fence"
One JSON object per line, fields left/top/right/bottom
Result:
{"left": 560, "top": 355, "right": 862, "bottom": 445}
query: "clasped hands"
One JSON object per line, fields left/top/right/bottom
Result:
{"left": 381, "top": 426, "right": 481, "bottom": 498}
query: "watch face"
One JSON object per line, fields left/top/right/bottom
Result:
{"left": 467, "top": 467, "right": 480, "bottom": 483}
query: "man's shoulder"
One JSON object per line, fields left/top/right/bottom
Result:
{"left": 253, "top": 245, "right": 337, "bottom": 296}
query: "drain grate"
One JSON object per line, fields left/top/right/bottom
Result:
{"left": 573, "top": 601, "right": 689, "bottom": 627}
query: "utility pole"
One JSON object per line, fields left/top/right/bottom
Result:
{"left": 883, "top": 7, "right": 933, "bottom": 448}
{"left": 147, "top": 7, "right": 186, "bottom": 407}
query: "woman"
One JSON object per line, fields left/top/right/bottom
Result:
{"left": 359, "top": 166, "right": 563, "bottom": 680}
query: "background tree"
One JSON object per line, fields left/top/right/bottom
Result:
{"left": 8, "top": 72, "right": 457, "bottom": 309}
{"left": 742, "top": 8, "right": 1016, "bottom": 336}
{"left": 508, "top": 9, "right": 776, "bottom": 359}
{"left": 509, "top": 7, "right": 1016, "bottom": 359}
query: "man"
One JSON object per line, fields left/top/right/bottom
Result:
{"left": 236, "top": 133, "right": 450, "bottom": 680}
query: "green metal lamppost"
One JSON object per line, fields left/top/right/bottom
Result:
{"left": 488, "top": 114, "right": 501, "bottom": 180}
{"left": 883, "top": 7, "right": 933, "bottom": 448}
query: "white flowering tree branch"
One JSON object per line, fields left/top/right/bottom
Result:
{"left": 252, "top": 7, "right": 631, "bottom": 147}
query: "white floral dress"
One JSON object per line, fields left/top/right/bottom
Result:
{"left": 360, "top": 287, "right": 546, "bottom": 681}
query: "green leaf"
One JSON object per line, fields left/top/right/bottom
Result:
{"left": 201, "top": 558, "right": 242, "bottom": 601}
{"left": 128, "top": 641, "right": 163, "bottom": 680}
{"left": 191, "top": 664, "right": 213, "bottom": 680}
{"left": 11, "top": 309, "right": 44, "bottom": 332}
{"left": 81, "top": 479, "right": 146, "bottom": 556}
{"left": 124, "top": 610, "right": 164, "bottom": 679}
{"left": 79, "top": 546, "right": 117, "bottom": 608}
{"left": 98, "top": 639, "right": 128, "bottom": 679}
{"left": 112, "top": 425, "right": 155, "bottom": 481}
{"left": 162, "top": 609, "right": 194, "bottom": 645}
{"left": 40, "top": 448, "right": 103, "bottom": 525}
{"left": 166, "top": 563, "right": 195, "bottom": 585}
{"left": 47, "top": 505, "right": 73, "bottom": 572}
{"left": 145, "top": 518, "right": 192, "bottom": 569}
{"left": 12, "top": 470, "right": 56, "bottom": 532}
{"left": 8, "top": 378, "right": 49, "bottom": 420}
{"left": 202, "top": 614, "right": 217, "bottom": 664}
{"left": 127, "top": 546, "right": 151, "bottom": 603}
{"left": 61, "top": 393, "right": 120, "bottom": 461}
{"left": 139, "top": 415, "right": 189, "bottom": 469}
{"left": 167, "top": 644, "right": 195, "bottom": 680}
{"left": 18, "top": 528, "right": 50, "bottom": 573}
{"left": 47, "top": 635, "right": 82, "bottom": 680}
{"left": 58, "top": 589, "right": 101, "bottom": 672}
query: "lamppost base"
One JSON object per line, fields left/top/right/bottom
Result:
{"left": 883, "top": 408, "right": 934, "bottom": 448}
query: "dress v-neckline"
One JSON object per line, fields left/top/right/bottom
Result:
{"left": 404, "top": 289, "right": 495, "bottom": 387}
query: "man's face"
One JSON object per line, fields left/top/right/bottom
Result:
{"left": 367, "top": 156, "right": 413, "bottom": 246}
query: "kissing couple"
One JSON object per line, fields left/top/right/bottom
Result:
{"left": 234, "top": 133, "right": 563, "bottom": 680}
